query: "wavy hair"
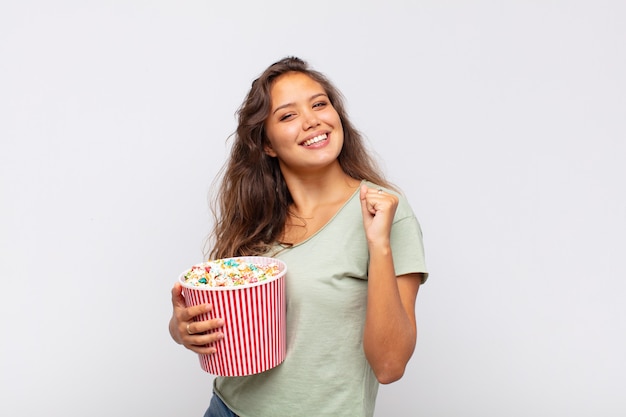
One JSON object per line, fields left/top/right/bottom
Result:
{"left": 206, "top": 56, "right": 392, "bottom": 259}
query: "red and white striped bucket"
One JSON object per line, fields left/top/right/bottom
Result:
{"left": 180, "top": 256, "right": 287, "bottom": 377}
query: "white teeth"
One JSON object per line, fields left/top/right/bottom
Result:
{"left": 302, "top": 134, "right": 327, "bottom": 146}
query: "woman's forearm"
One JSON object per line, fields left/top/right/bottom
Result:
{"left": 363, "top": 243, "right": 420, "bottom": 384}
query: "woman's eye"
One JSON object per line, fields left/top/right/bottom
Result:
{"left": 313, "top": 101, "right": 327, "bottom": 109}
{"left": 279, "top": 113, "right": 293, "bottom": 121}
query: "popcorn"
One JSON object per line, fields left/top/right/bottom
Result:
{"left": 182, "top": 258, "right": 281, "bottom": 287}
{"left": 179, "top": 256, "right": 288, "bottom": 376}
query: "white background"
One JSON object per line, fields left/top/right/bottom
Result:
{"left": 1, "top": 1, "right": 625, "bottom": 416}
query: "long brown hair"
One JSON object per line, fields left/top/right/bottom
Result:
{"left": 207, "top": 56, "right": 392, "bottom": 259}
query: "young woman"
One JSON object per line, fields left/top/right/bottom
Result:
{"left": 169, "top": 56, "right": 428, "bottom": 417}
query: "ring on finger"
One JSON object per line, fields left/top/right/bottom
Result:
{"left": 186, "top": 323, "right": 194, "bottom": 335}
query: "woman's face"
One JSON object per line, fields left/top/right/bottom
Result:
{"left": 263, "top": 72, "right": 344, "bottom": 175}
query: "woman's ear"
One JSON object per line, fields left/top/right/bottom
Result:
{"left": 264, "top": 143, "right": 277, "bottom": 157}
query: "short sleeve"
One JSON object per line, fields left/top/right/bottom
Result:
{"left": 390, "top": 194, "right": 429, "bottom": 283}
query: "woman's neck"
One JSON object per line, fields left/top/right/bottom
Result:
{"left": 282, "top": 166, "right": 360, "bottom": 218}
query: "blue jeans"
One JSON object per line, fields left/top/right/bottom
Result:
{"left": 203, "top": 393, "right": 239, "bottom": 417}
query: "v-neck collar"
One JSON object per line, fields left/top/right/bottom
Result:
{"left": 275, "top": 181, "right": 363, "bottom": 250}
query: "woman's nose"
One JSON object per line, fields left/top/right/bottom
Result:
{"left": 303, "top": 113, "right": 320, "bottom": 130}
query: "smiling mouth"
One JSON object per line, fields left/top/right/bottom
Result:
{"left": 301, "top": 133, "right": 328, "bottom": 147}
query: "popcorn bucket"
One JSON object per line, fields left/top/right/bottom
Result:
{"left": 179, "top": 256, "right": 287, "bottom": 377}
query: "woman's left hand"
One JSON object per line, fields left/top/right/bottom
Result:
{"left": 359, "top": 183, "right": 398, "bottom": 244}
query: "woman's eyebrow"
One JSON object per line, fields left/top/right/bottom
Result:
{"left": 272, "top": 93, "right": 329, "bottom": 115}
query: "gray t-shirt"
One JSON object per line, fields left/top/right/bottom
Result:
{"left": 214, "top": 182, "right": 428, "bottom": 417}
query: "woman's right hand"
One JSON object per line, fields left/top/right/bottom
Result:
{"left": 169, "top": 282, "right": 225, "bottom": 355}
